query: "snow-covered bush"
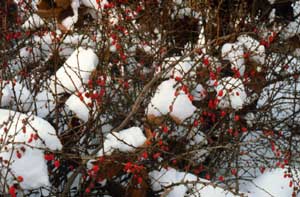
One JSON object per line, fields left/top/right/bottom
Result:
{"left": 1, "top": 0, "right": 300, "bottom": 196}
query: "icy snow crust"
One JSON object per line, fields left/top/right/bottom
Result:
{"left": 0, "top": 109, "right": 62, "bottom": 189}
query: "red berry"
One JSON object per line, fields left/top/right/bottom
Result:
{"left": 260, "top": 166, "right": 265, "bottom": 174}
{"left": 17, "top": 176, "right": 24, "bottom": 182}
{"left": 9, "top": 186, "right": 16, "bottom": 197}
{"left": 54, "top": 160, "right": 60, "bottom": 168}
{"left": 193, "top": 120, "right": 199, "bottom": 127}
{"left": 234, "top": 115, "right": 240, "bottom": 121}
{"left": 289, "top": 180, "right": 293, "bottom": 188}
{"left": 218, "top": 90, "right": 224, "bottom": 97}
{"left": 162, "top": 126, "right": 168, "bottom": 133}
{"left": 85, "top": 187, "right": 91, "bottom": 193}
{"left": 218, "top": 176, "right": 224, "bottom": 182}
{"left": 92, "top": 164, "right": 99, "bottom": 172}
{"left": 141, "top": 152, "right": 148, "bottom": 159}
{"left": 44, "top": 153, "right": 54, "bottom": 161}
{"left": 16, "top": 151, "right": 22, "bottom": 159}
{"left": 137, "top": 177, "right": 143, "bottom": 184}
{"left": 231, "top": 168, "right": 237, "bottom": 176}
{"left": 153, "top": 152, "right": 161, "bottom": 160}
{"left": 241, "top": 127, "right": 247, "bottom": 132}
{"left": 175, "top": 76, "right": 182, "bottom": 82}
{"left": 203, "top": 58, "right": 209, "bottom": 66}
{"left": 220, "top": 111, "right": 226, "bottom": 117}
{"left": 205, "top": 173, "right": 211, "bottom": 180}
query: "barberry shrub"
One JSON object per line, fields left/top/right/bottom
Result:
{"left": 1, "top": 0, "right": 300, "bottom": 196}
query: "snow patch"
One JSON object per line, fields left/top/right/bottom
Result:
{"left": 191, "top": 84, "right": 206, "bottom": 101}
{"left": 221, "top": 43, "right": 245, "bottom": 76}
{"left": 149, "top": 167, "right": 237, "bottom": 197}
{"left": 240, "top": 168, "right": 296, "bottom": 197}
{"left": 0, "top": 109, "right": 62, "bottom": 189}
{"left": 50, "top": 47, "right": 98, "bottom": 94}
{"left": 65, "top": 91, "right": 92, "bottom": 122}
{"left": 157, "top": 57, "right": 196, "bottom": 79}
{"left": 147, "top": 79, "right": 196, "bottom": 123}
{"left": 215, "top": 77, "right": 247, "bottom": 110}
{"left": 97, "top": 127, "right": 146, "bottom": 156}
{"left": 22, "top": 14, "right": 45, "bottom": 30}
{"left": 0, "top": 81, "right": 33, "bottom": 111}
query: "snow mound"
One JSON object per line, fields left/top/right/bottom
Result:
{"left": 157, "top": 57, "right": 195, "bottom": 79}
{"left": 222, "top": 43, "right": 245, "bottom": 76}
{"left": 19, "top": 46, "right": 42, "bottom": 63}
{"left": 61, "top": 0, "right": 80, "bottom": 30}
{"left": 237, "top": 35, "right": 265, "bottom": 65}
{"left": 97, "top": 127, "right": 146, "bottom": 156}
{"left": 0, "top": 109, "right": 62, "bottom": 189}
{"left": 147, "top": 79, "right": 196, "bottom": 123}
{"left": 222, "top": 35, "right": 266, "bottom": 76}
{"left": 0, "top": 109, "right": 62, "bottom": 150}
{"left": 1, "top": 82, "right": 14, "bottom": 107}
{"left": 240, "top": 168, "right": 297, "bottom": 197}
{"left": 65, "top": 91, "right": 92, "bottom": 122}
{"left": 81, "top": 0, "right": 108, "bottom": 10}
{"left": 149, "top": 167, "right": 237, "bottom": 197}
{"left": 22, "top": 14, "right": 45, "bottom": 30}
{"left": 1, "top": 81, "right": 33, "bottom": 111}
{"left": 191, "top": 84, "right": 206, "bottom": 101}
{"left": 58, "top": 33, "right": 97, "bottom": 58}
{"left": 280, "top": 2, "right": 300, "bottom": 39}
{"left": 30, "top": 85, "right": 56, "bottom": 118}
{"left": 215, "top": 77, "right": 247, "bottom": 110}
{"left": 50, "top": 47, "right": 98, "bottom": 94}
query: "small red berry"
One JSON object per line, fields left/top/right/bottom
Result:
{"left": 218, "top": 176, "right": 224, "bottom": 182}
{"left": 205, "top": 173, "right": 211, "bottom": 180}
{"left": 44, "top": 153, "right": 54, "bottom": 161}
{"left": 141, "top": 152, "right": 148, "bottom": 159}
{"left": 85, "top": 187, "right": 91, "bottom": 193}
{"left": 153, "top": 152, "right": 161, "bottom": 160}
{"left": 289, "top": 180, "right": 293, "bottom": 188}
{"left": 203, "top": 58, "right": 209, "bottom": 66}
{"left": 92, "top": 164, "right": 99, "bottom": 173}
{"left": 260, "top": 166, "right": 265, "bottom": 174}
{"left": 54, "top": 160, "right": 60, "bottom": 168}
{"left": 175, "top": 76, "right": 182, "bottom": 82}
{"left": 16, "top": 151, "right": 22, "bottom": 159}
{"left": 220, "top": 111, "right": 226, "bottom": 117}
{"left": 162, "top": 126, "right": 168, "bottom": 133}
{"left": 137, "top": 177, "right": 143, "bottom": 184}
{"left": 9, "top": 186, "right": 16, "bottom": 197}
{"left": 218, "top": 90, "right": 224, "bottom": 97}
{"left": 231, "top": 168, "right": 237, "bottom": 176}
{"left": 17, "top": 176, "right": 24, "bottom": 182}
{"left": 234, "top": 115, "right": 240, "bottom": 121}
